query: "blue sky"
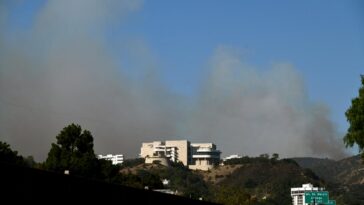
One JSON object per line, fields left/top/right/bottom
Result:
{"left": 1, "top": 0, "right": 364, "bottom": 159}
{"left": 5, "top": 0, "right": 364, "bottom": 132}
{"left": 120, "top": 0, "right": 364, "bottom": 133}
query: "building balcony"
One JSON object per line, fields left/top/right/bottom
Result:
{"left": 196, "top": 147, "right": 221, "bottom": 153}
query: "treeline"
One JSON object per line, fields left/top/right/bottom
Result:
{"left": 0, "top": 141, "right": 37, "bottom": 167}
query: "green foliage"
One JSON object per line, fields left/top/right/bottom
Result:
{"left": 303, "top": 168, "right": 320, "bottom": 181}
{"left": 98, "top": 159, "right": 121, "bottom": 183}
{"left": 344, "top": 75, "right": 364, "bottom": 159}
{"left": 137, "top": 170, "right": 163, "bottom": 189}
{"left": 340, "top": 184, "right": 364, "bottom": 205}
{"left": 213, "top": 185, "right": 251, "bottom": 205}
{"left": 281, "top": 158, "right": 299, "bottom": 166}
{"left": 44, "top": 124, "right": 163, "bottom": 188}
{"left": 44, "top": 123, "right": 100, "bottom": 177}
{"left": 271, "top": 153, "right": 279, "bottom": 160}
{"left": 260, "top": 153, "right": 270, "bottom": 159}
{"left": 147, "top": 163, "right": 210, "bottom": 199}
{"left": 118, "top": 174, "right": 143, "bottom": 189}
{"left": 112, "top": 163, "right": 164, "bottom": 189}
{"left": 0, "top": 141, "right": 25, "bottom": 166}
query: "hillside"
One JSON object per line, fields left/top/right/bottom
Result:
{"left": 120, "top": 161, "right": 212, "bottom": 200}
{"left": 210, "top": 159, "right": 324, "bottom": 205}
{"left": 293, "top": 155, "right": 364, "bottom": 205}
{"left": 292, "top": 155, "right": 364, "bottom": 185}
{"left": 120, "top": 157, "right": 325, "bottom": 205}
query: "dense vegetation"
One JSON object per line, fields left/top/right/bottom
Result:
{"left": 344, "top": 75, "right": 364, "bottom": 160}
{"left": 149, "top": 161, "right": 210, "bottom": 199}
{"left": 44, "top": 123, "right": 101, "bottom": 178}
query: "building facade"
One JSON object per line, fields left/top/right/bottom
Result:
{"left": 140, "top": 140, "right": 221, "bottom": 171}
{"left": 98, "top": 154, "right": 124, "bottom": 165}
{"left": 291, "top": 183, "right": 325, "bottom": 205}
{"left": 188, "top": 143, "right": 221, "bottom": 171}
{"left": 140, "top": 140, "right": 189, "bottom": 165}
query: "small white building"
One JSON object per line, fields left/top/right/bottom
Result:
{"left": 223, "top": 154, "right": 243, "bottom": 161}
{"left": 98, "top": 154, "right": 124, "bottom": 165}
{"left": 291, "top": 183, "right": 325, "bottom": 205}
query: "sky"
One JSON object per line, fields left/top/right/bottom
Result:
{"left": 1, "top": 0, "right": 363, "bottom": 161}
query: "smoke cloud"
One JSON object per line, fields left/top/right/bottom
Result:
{"left": 0, "top": 0, "right": 178, "bottom": 160}
{"left": 183, "top": 47, "right": 347, "bottom": 159}
{"left": 0, "top": 1, "right": 347, "bottom": 161}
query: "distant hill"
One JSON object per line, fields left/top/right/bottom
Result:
{"left": 292, "top": 155, "right": 364, "bottom": 185}
{"left": 292, "top": 155, "right": 364, "bottom": 205}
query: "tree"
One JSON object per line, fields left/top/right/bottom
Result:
{"left": 0, "top": 141, "right": 25, "bottom": 166}
{"left": 259, "top": 153, "right": 270, "bottom": 159}
{"left": 137, "top": 170, "right": 163, "bottom": 190}
{"left": 344, "top": 75, "right": 364, "bottom": 159}
{"left": 45, "top": 123, "right": 99, "bottom": 177}
{"left": 213, "top": 185, "right": 251, "bottom": 205}
{"left": 272, "top": 153, "right": 279, "bottom": 161}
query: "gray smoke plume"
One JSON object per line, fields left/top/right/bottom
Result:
{"left": 183, "top": 47, "right": 347, "bottom": 159}
{"left": 0, "top": 0, "right": 179, "bottom": 160}
{"left": 0, "top": 1, "right": 347, "bottom": 161}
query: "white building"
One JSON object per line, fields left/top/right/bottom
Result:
{"left": 98, "top": 154, "right": 124, "bottom": 165}
{"left": 189, "top": 143, "right": 221, "bottom": 171}
{"left": 140, "top": 140, "right": 221, "bottom": 171}
{"left": 291, "top": 183, "right": 325, "bottom": 205}
{"left": 223, "top": 154, "right": 243, "bottom": 161}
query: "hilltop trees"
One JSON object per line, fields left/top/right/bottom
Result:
{"left": 0, "top": 141, "right": 26, "bottom": 166}
{"left": 45, "top": 123, "right": 100, "bottom": 177}
{"left": 344, "top": 75, "right": 364, "bottom": 160}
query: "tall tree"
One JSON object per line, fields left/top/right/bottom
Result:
{"left": 344, "top": 75, "right": 364, "bottom": 159}
{"left": 45, "top": 123, "right": 99, "bottom": 177}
